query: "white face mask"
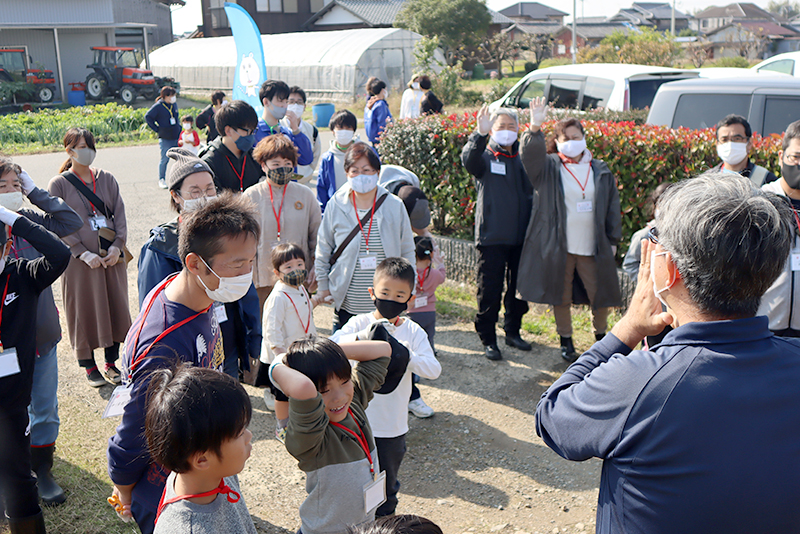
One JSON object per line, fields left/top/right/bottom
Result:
{"left": 0, "top": 191, "right": 23, "bottom": 212}
{"left": 197, "top": 256, "right": 252, "bottom": 303}
{"left": 651, "top": 251, "right": 673, "bottom": 308}
{"left": 287, "top": 103, "right": 304, "bottom": 117}
{"left": 717, "top": 141, "right": 748, "bottom": 166}
{"left": 491, "top": 130, "right": 518, "bottom": 146}
{"left": 182, "top": 123, "right": 192, "bottom": 131}
{"left": 334, "top": 129, "right": 355, "bottom": 146}
{"left": 557, "top": 139, "right": 587, "bottom": 159}
{"left": 412, "top": 82, "right": 421, "bottom": 90}
{"left": 167, "top": 96, "right": 177, "bottom": 104}
{"left": 349, "top": 173, "right": 379, "bottom": 194}
{"left": 182, "top": 195, "right": 214, "bottom": 213}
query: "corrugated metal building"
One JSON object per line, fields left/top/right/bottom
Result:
{"left": 0, "top": 0, "right": 181, "bottom": 100}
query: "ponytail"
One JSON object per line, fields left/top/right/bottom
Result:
{"left": 59, "top": 158, "right": 72, "bottom": 173}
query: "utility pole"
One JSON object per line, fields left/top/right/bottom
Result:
{"left": 571, "top": 0, "right": 577, "bottom": 64}
{"left": 671, "top": 0, "right": 676, "bottom": 35}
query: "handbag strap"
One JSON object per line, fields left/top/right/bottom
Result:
{"left": 329, "top": 193, "right": 388, "bottom": 267}
{"left": 63, "top": 171, "right": 113, "bottom": 220}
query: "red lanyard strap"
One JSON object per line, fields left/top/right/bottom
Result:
{"left": 283, "top": 286, "right": 311, "bottom": 334}
{"left": 0, "top": 275, "right": 11, "bottom": 352}
{"left": 155, "top": 478, "right": 240, "bottom": 525}
{"left": 269, "top": 183, "right": 288, "bottom": 240}
{"left": 489, "top": 147, "right": 517, "bottom": 159}
{"left": 417, "top": 265, "right": 430, "bottom": 291}
{"left": 330, "top": 408, "right": 374, "bottom": 476}
{"left": 560, "top": 160, "right": 591, "bottom": 197}
{"left": 226, "top": 155, "right": 247, "bottom": 192}
{"left": 128, "top": 274, "right": 211, "bottom": 378}
{"left": 351, "top": 192, "right": 377, "bottom": 254}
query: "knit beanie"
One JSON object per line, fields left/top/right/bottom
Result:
{"left": 167, "top": 147, "right": 214, "bottom": 190}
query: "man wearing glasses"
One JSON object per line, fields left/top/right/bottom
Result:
{"left": 758, "top": 119, "right": 800, "bottom": 337}
{"left": 537, "top": 173, "right": 800, "bottom": 533}
{"left": 710, "top": 114, "right": 777, "bottom": 186}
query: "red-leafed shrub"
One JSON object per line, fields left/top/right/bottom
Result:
{"left": 379, "top": 111, "right": 783, "bottom": 253}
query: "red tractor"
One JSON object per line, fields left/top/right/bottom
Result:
{"left": 0, "top": 47, "right": 57, "bottom": 103}
{"left": 84, "top": 47, "right": 178, "bottom": 105}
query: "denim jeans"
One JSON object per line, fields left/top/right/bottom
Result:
{"left": 158, "top": 138, "right": 179, "bottom": 182}
{"left": 27, "top": 345, "right": 60, "bottom": 447}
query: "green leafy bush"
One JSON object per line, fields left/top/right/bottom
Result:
{"left": 709, "top": 56, "right": 752, "bottom": 68}
{"left": 0, "top": 103, "right": 203, "bottom": 154}
{"left": 380, "top": 112, "right": 782, "bottom": 251}
{"left": 538, "top": 57, "right": 572, "bottom": 69}
{"left": 483, "top": 81, "right": 512, "bottom": 104}
{"left": 524, "top": 61, "right": 537, "bottom": 73}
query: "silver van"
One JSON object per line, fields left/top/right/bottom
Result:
{"left": 646, "top": 77, "right": 800, "bottom": 135}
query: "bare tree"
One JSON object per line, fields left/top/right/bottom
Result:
{"left": 479, "top": 32, "right": 521, "bottom": 78}
{"left": 685, "top": 40, "right": 713, "bottom": 67}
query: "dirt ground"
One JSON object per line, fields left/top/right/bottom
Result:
{"left": 6, "top": 146, "right": 602, "bottom": 534}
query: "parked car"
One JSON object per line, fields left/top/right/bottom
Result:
{"left": 646, "top": 76, "right": 800, "bottom": 135}
{"left": 752, "top": 51, "right": 800, "bottom": 76}
{"left": 488, "top": 64, "right": 699, "bottom": 112}
{"left": 693, "top": 67, "right": 790, "bottom": 78}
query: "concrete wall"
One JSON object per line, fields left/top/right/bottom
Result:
{"left": 112, "top": 0, "right": 174, "bottom": 48}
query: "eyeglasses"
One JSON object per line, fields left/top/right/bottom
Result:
{"left": 179, "top": 185, "right": 218, "bottom": 200}
{"left": 785, "top": 153, "right": 800, "bottom": 165}
{"left": 646, "top": 226, "right": 659, "bottom": 245}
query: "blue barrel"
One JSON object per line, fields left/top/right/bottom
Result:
{"left": 312, "top": 103, "right": 335, "bottom": 128}
{"left": 68, "top": 90, "right": 86, "bottom": 107}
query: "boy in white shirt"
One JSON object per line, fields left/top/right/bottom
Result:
{"left": 279, "top": 86, "right": 321, "bottom": 185}
{"left": 330, "top": 257, "right": 441, "bottom": 516}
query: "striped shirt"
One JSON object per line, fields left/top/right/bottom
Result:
{"left": 341, "top": 208, "right": 385, "bottom": 314}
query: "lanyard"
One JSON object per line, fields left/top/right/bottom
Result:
{"left": 76, "top": 169, "right": 98, "bottom": 215}
{"left": 225, "top": 155, "right": 247, "bottom": 192}
{"left": 489, "top": 147, "right": 517, "bottom": 159}
{"left": 128, "top": 274, "right": 212, "bottom": 378}
{"left": 268, "top": 183, "right": 288, "bottom": 240}
{"left": 161, "top": 102, "right": 175, "bottom": 120}
{"left": 155, "top": 478, "right": 240, "bottom": 526}
{"left": 0, "top": 275, "right": 11, "bottom": 352}
{"left": 561, "top": 160, "right": 591, "bottom": 200}
{"left": 283, "top": 286, "right": 311, "bottom": 334}
{"left": 330, "top": 408, "right": 374, "bottom": 477}
{"left": 352, "top": 191, "right": 377, "bottom": 254}
{"left": 417, "top": 265, "right": 430, "bottom": 291}
{"left": 792, "top": 207, "right": 800, "bottom": 237}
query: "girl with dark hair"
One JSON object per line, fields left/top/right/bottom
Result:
{"left": 48, "top": 128, "right": 132, "bottom": 387}
{"left": 314, "top": 142, "right": 416, "bottom": 331}
{"left": 145, "top": 86, "right": 181, "bottom": 188}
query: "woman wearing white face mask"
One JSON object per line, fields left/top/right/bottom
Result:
{"left": 137, "top": 148, "right": 217, "bottom": 307}
{"left": 314, "top": 142, "right": 416, "bottom": 331}
{"left": 48, "top": 128, "right": 132, "bottom": 387}
{"left": 145, "top": 86, "right": 181, "bottom": 189}
{"left": 518, "top": 97, "right": 622, "bottom": 362}
{"left": 399, "top": 74, "right": 424, "bottom": 120}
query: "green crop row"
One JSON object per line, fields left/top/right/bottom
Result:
{"left": 0, "top": 103, "right": 204, "bottom": 154}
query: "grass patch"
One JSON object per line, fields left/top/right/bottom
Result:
{"left": 466, "top": 74, "right": 524, "bottom": 90}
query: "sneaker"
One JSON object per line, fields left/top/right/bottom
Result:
{"left": 263, "top": 390, "right": 276, "bottom": 411}
{"left": 275, "top": 426, "right": 287, "bottom": 444}
{"left": 560, "top": 336, "right": 577, "bottom": 362}
{"left": 158, "top": 179, "right": 168, "bottom": 189}
{"left": 86, "top": 368, "right": 107, "bottom": 388}
{"left": 408, "top": 398, "right": 434, "bottom": 418}
{"left": 104, "top": 364, "right": 122, "bottom": 385}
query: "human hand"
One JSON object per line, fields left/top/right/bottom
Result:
{"left": 80, "top": 251, "right": 104, "bottom": 269}
{"left": 610, "top": 239, "right": 673, "bottom": 349}
{"left": 367, "top": 95, "right": 379, "bottom": 110}
{"left": 529, "top": 97, "right": 549, "bottom": 130}
{"left": 285, "top": 110, "right": 301, "bottom": 132}
{"left": 109, "top": 485, "right": 133, "bottom": 522}
{"left": 476, "top": 104, "right": 492, "bottom": 136}
{"left": 18, "top": 170, "right": 36, "bottom": 196}
{"left": 101, "top": 246, "right": 121, "bottom": 267}
{"left": 0, "top": 205, "right": 20, "bottom": 226}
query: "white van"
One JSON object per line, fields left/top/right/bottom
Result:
{"left": 488, "top": 63, "right": 698, "bottom": 112}
{"left": 752, "top": 51, "right": 800, "bottom": 76}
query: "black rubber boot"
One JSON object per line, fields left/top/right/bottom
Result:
{"left": 30, "top": 446, "right": 66, "bottom": 506}
{"left": 7, "top": 511, "right": 46, "bottom": 534}
{"left": 560, "top": 336, "right": 577, "bottom": 362}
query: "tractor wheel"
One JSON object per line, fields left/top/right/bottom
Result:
{"left": 120, "top": 85, "right": 137, "bottom": 105}
{"left": 37, "top": 86, "right": 54, "bottom": 103}
{"left": 85, "top": 74, "right": 106, "bottom": 100}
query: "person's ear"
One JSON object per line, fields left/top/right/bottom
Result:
{"left": 170, "top": 190, "right": 183, "bottom": 207}
{"left": 747, "top": 138, "right": 753, "bottom": 152}
{"left": 407, "top": 294, "right": 416, "bottom": 307}
{"left": 368, "top": 287, "right": 375, "bottom": 300}
{"left": 185, "top": 252, "right": 204, "bottom": 277}
{"left": 665, "top": 252, "right": 681, "bottom": 284}
{"left": 190, "top": 450, "right": 212, "bottom": 472}
{"left": 779, "top": 149, "right": 784, "bottom": 163}
{"left": 273, "top": 268, "right": 281, "bottom": 277}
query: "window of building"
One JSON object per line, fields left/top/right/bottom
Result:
{"left": 557, "top": 43, "right": 566, "bottom": 55}
{"left": 209, "top": 0, "right": 234, "bottom": 27}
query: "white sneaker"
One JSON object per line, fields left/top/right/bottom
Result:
{"left": 158, "top": 179, "right": 168, "bottom": 189}
{"left": 408, "top": 398, "right": 434, "bottom": 418}
{"left": 263, "top": 390, "right": 276, "bottom": 411}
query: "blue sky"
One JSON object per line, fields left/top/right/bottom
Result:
{"left": 169, "top": 0, "right": 776, "bottom": 34}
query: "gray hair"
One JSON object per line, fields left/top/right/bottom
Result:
{"left": 656, "top": 173, "right": 793, "bottom": 318}
{"left": 490, "top": 108, "right": 518, "bottom": 125}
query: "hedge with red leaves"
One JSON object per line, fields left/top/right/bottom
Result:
{"left": 379, "top": 112, "right": 783, "bottom": 251}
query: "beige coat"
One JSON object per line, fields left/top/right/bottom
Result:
{"left": 243, "top": 181, "right": 321, "bottom": 288}
{"left": 48, "top": 168, "right": 132, "bottom": 357}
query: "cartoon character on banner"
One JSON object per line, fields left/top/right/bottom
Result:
{"left": 240, "top": 53, "right": 261, "bottom": 97}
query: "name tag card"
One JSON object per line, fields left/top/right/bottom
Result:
{"left": 792, "top": 253, "right": 800, "bottom": 271}
{"left": 169, "top": 117, "right": 176, "bottom": 125}
{"left": 576, "top": 201, "right": 593, "bottom": 213}
{"left": 414, "top": 295, "right": 428, "bottom": 308}
{"left": 364, "top": 471, "right": 387, "bottom": 514}
{"left": 490, "top": 160, "right": 506, "bottom": 175}
{"left": 102, "top": 385, "right": 132, "bottom": 418}
{"left": 214, "top": 302, "right": 229, "bottom": 323}
{"left": 359, "top": 256, "right": 377, "bottom": 270}
{"left": 0, "top": 348, "right": 20, "bottom": 378}
{"left": 90, "top": 216, "right": 108, "bottom": 230}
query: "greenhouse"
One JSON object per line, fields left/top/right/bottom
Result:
{"left": 148, "top": 28, "right": 439, "bottom": 102}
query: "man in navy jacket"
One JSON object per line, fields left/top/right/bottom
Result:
{"left": 536, "top": 173, "right": 800, "bottom": 534}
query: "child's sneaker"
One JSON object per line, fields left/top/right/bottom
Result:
{"left": 263, "top": 390, "right": 275, "bottom": 411}
{"left": 86, "top": 367, "right": 106, "bottom": 388}
{"left": 104, "top": 363, "right": 122, "bottom": 385}
{"left": 275, "top": 426, "right": 287, "bottom": 444}
{"left": 408, "top": 398, "right": 434, "bottom": 418}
